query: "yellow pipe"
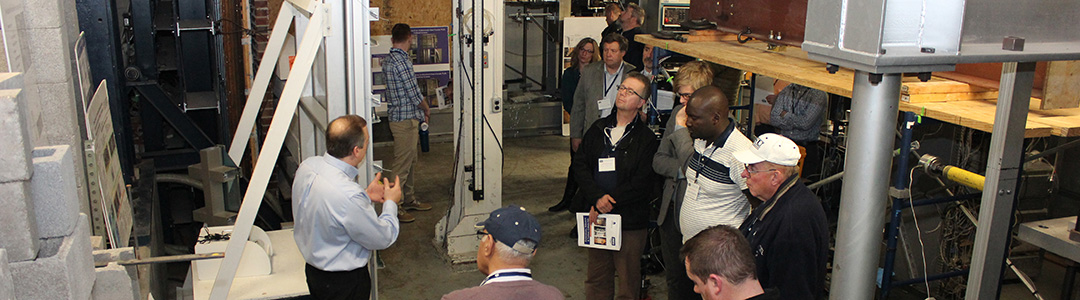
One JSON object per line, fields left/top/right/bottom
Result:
{"left": 943, "top": 165, "right": 985, "bottom": 191}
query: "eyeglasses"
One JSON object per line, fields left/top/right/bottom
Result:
{"left": 580, "top": 48, "right": 595, "bottom": 54}
{"left": 618, "top": 85, "right": 643, "bottom": 98}
{"left": 677, "top": 92, "right": 693, "bottom": 99}
{"left": 744, "top": 164, "right": 777, "bottom": 175}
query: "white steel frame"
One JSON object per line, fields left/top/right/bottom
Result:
{"left": 211, "top": 0, "right": 376, "bottom": 298}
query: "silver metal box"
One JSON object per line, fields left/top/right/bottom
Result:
{"left": 802, "top": 0, "right": 1080, "bottom": 73}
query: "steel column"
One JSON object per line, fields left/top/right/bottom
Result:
{"left": 829, "top": 71, "right": 900, "bottom": 300}
{"left": 965, "top": 61, "right": 1036, "bottom": 300}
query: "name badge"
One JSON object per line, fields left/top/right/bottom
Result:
{"left": 597, "top": 99, "right": 612, "bottom": 110}
{"left": 599, "top": 157, "right": 616, "bottom": 172}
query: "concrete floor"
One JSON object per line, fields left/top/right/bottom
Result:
{"left": 371, "top": 134, "right": 668, "bottom": 299}
{"left": 368, "top": 134, "right": 1076, "bottom": 300}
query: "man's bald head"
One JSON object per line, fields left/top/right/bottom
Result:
{"left": 689, "top": 86, "right": 729, "bottom": 117}
{"left": 326, "top": 115, "right": 368, "bottom": 159}
{"left": 685, "top": 86, "right": 731, "bottom": 142}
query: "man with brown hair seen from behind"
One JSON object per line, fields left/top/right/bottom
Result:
{"left": 383, "top": 23, "right": 432, "bottom": 222}
{"left": 293, "top": 115, "right": 402, "bottom": 300}
{"left": 682, "top": 225, "right": 779, "bottom": 300}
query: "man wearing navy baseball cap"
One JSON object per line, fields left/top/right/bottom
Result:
{"left": 733, "top": 134, "right": 829, "bottom": 300}
{"left": 442, "top": 206, "right": 564, "bottom": 300}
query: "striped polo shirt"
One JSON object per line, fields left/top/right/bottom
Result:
{"left": 680, "top": 121, "right": 753, "bottom": 242}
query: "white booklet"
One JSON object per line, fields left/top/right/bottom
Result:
{"left": 576, "top": 213, "right": 622, "bottom": 251}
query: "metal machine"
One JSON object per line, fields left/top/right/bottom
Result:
{"left": 800, "top": 0, "right": 1080, "bottom": 299}
{"left": 435, "top": 0, "right": 506, "bottom": 263}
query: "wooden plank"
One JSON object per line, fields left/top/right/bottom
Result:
{"left": 901, "top": 91, "right": 1000, "bottom": 103}
{"left": 1040, "top": 61, "right": 1080, "bottom": 110}
{"left": 937, "top": 71, "right": 1045, "bottom": 99}
{"left": 637, "top": 35, "right": 855, "bottom": 97}
{"left": 1032, "top": 116, "right": 1080, "bottom": 136}
{"left": 901, "top": 79, "right": 993, "bottom": 94}
{"left": 900, "top": 101, "right": 1054, "bottom": 137}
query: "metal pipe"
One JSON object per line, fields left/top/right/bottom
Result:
{"left": 829, "top": 72, "right": 901, "bottom": 300}
{"left": 1024, "top": 138, "right": 1080, "bottom": 163}
{"left": 880, "top": 112, "right": 917, "bottom": 299}
{"left": 891, "top": 269, "right": 969, "bottom": 287}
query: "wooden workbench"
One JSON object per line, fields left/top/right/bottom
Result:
{"left": 636, "top": 35, "right": 1080, "bottom": 138}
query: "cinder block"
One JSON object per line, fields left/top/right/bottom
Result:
{"left": 90, "top": 236, "right": 105, "bottom": 250}
{"left": 92, "top": 247, "right": 135, "bottom": 264}
{"left": 0, "top": 180, "right": 39, "bottom": 262}
{"left": 0, "top": 73, "right": 24, "bottom": 90}
{"left": 21, "top": 27, "right": 74, "bottom": 85}
{"left": 11, "top": 213, "right": 95, "bottom": 299}
{"left": 35, "top": 82, "right": 80, "bottom": 145}
{"left": 92, "top": 262, "right": 138, "bottom": 300}
{"left": 92, "top": 247, "right": 139, "bottom": 300}
{"left": 0, "top": 88, "right": 33, "bottom": 183}
{"left": 21, "top": 0, "right": 66, "bottom": 29}
{"left": 0, "top": 250, "right": 13, "bottom": 300}
{"left": 32, "top": 145, "right": 80, "bottom": 238}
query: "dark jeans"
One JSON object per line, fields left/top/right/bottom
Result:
{"left": 305, "top": 264, "right": 370, "bottom": 300}
{"left": 660, "top": 205, "right": 697, "bottom": 300}
{"left": 561, "top": 149, "right": 579, "bottom": 204}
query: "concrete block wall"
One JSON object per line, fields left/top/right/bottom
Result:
{"left": 10, "top": 214, "right": 95, "bottom": 300}
{"left": 0, "top": 88, "right": 33, "bottom": 183}
{"left": 12, "top": 0, "right": 91, "bottom": 231}
{"left": 0, "top": 180, "right": 39, "bottom": 263}
{"left": 92, "top": 262, "right": 137, "bottom": 300}
{"left": 0, "top": 250, "right": 13, "bottom": 300}
{"left": 32, "top": 145, "right": 81, "bottom": 238}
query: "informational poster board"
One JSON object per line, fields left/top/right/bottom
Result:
{"left": 85, "top": 80, "right": 132, "bottom": 247}
{"left": 576, "top": 212, "right": 622, "bottom": 251}
{"left": 371, "top": 26, "right": 452, "bottom": 113}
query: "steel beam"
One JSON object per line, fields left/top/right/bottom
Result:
{"left": 829, "top": 71, "right": 900, "bottom": 300}
{"left": 136, "top": 85, "right": 215, "bottom": 150}
{"left": 965, "top": 61, "right": 1036, "bottom": 300}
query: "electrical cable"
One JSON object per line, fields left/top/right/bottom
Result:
{"left": 909, "top": 165, "right": 932, "bottom": 298}
{"left": 483, "top": 114, "right": 503, "bottom": 152}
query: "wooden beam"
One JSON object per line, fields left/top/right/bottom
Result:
{"left": 1040, "top": 61, "right": 1080, "bottom": 110}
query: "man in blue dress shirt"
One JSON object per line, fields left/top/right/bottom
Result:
{"left": 293, "top": 115, "right": 402, "bottom": 300}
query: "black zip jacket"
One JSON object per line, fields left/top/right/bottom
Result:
{"left": 571, "top": 113, "right": 660, "bottom": 230}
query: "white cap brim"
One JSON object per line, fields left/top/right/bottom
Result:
{"left": 733, "top": 149, "right": 765, "bottom": 165}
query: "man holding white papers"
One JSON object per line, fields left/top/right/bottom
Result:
{"left": 570, "top": 72, "right": 660, "bottom": 300}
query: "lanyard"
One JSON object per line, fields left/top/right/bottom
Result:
{"left": 604, "top": 122, "right": 634, "bottom": 152}
{"left": 603, "top": 64, "right": 623, "bottom": 98}
{"left": 481, "top": 271, "right": 532, "bottom": 286}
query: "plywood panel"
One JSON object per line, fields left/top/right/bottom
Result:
{"left": 370, "top": 0, "right": 452, "bottom": 36}
{"left": 1040, "top": 61, "right": 1080, "bottom": 110}
{"left": 637, "top": 35, "right": 854, "bottom": 97}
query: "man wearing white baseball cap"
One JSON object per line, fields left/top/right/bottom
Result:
{"left": 733, "top": 134, "right": 829, "bottom": 300}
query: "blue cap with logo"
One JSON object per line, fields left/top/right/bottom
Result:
{"left": 475, "top": 205, "right": 542, "bottom": 253}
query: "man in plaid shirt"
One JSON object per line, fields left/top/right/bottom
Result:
{"left": 382, "top": 23, "right": 432, "bottom": 223}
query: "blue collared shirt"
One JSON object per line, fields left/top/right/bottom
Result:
{"left": 292, "top": 154, "right": 400, "bottom": 271}
{"left": 383, "top": 48, "right": 425, "bottom": 122}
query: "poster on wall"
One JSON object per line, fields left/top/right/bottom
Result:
{"left": 85, "top": 80, "right": 132, "bottom": 247}
{"left": 372, "top": 26, "right": 451, "bottom": 67}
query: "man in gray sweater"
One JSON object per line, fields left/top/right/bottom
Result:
{"left": 442, "top": 206, "right": 564, "bottom": 300}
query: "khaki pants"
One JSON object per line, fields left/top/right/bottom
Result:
{"left": 586, "top": 229, "right": 648, "bottom": 300}
{"left": 389, "top": 119, "right": 419, "bottom": 205}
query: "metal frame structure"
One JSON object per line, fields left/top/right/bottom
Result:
{"left": 436, "top": 0, "right": 506, "bottom": 263}
{"left": 802, "top": 1, "right": 1080, "bottom": 298}
{"left": 209, "top": 0, "right": 376, "bottom": 297}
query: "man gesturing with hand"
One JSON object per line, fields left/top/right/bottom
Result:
{"left": 293, "top": 115, "right": 403, "bottom": 300}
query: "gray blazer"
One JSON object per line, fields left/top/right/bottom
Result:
{"left": 569, "top": 61, "right": 636, "bottom": 139}
{"left": 653, "top": 104, "right": 694, "bottom": 226}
